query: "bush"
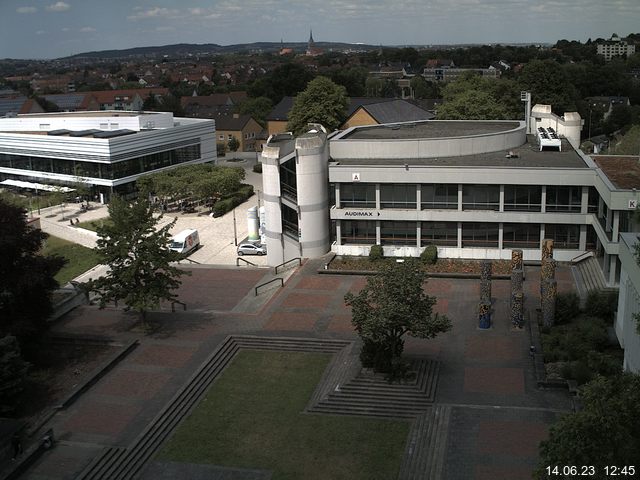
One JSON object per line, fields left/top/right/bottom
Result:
{"left": 586, "top": 351, "right": 622, "bottom": 377}
{"left": 253, "top": 163, "right": 263, "bottom": 173}
{"left": 420, "top": 245, "right": 438, "bottom": 265}
{"left": 568, "top": 361, "right": 593, "bottom": 385}
{"left": 212, "top": 198, "right": 234, "bottom": 216}
{"left": 369, "top": 244, "right": 384, "bottom": 261}
{"left": 585, "top": 289, "right": 618, "bottom": 322}
{"left": 555, "top": 292, "right": 580, "bottom": 324}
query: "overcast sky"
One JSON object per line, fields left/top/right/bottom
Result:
{"left": 1, "top": 0, "right": 639, "bottom": 59}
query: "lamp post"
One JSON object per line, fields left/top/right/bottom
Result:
{"left": 232, "top": 207, "right": 238, "bottom": 246}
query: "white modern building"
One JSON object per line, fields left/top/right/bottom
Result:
{"left": 0, "top": 111, "right": 216, "bottom": 201}
{"left": 614, "top": 232, "right": 640, "bottom": 373}
{"left": 596, "top": 34, "right": 636, "bottom": 61}
{"left": 260, "top": 105, "right": 640, "bottom": 290}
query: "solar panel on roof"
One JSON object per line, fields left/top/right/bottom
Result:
{"left": 93, "top": 129, "right": 136, "bottom": 139}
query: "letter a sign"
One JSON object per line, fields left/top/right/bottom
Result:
{"left": 352, "top": 172, "right": 361, "bottom": 182}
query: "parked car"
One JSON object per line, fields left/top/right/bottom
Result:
{"left": 237, "top": 242, "right": 266, "bottom": 256}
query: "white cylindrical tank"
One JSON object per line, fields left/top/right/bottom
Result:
{"left": 247, "top": 206, "right": 259, "bottom": 241}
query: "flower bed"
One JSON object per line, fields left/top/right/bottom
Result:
{"left": 329, "top": 256, "right": 513, "bottom": 275}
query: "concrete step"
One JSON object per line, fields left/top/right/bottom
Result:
{"left": 397, "top": 405, "right": 451, "bottom": 480}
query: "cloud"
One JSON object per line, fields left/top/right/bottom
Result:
{"left": 80, "top": 26, "right": 96, "bottom": 33}
{"left": 46, "top": 2, "right": 70, "bottom": 12}
{"left": 61, "top": 27, "right": 70, "bottom": 32}
{"left": 127, "top": 7, "right": 180, "bottom": 21}
{"left": 36, "top": 30, "right": 46, "bottom": 35}
{"left": 17, "top": 6, "right": 37, "bottom": 14}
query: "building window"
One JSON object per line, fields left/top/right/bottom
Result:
{"left": 504, "top": 185, "right": 542, "bottom": 211}
{"left": 381, "top": 221, "right": 416, "bottom": 246}
{"left": 219, "top": 135, "right": 224, "bottom": 140}
{"left": 588, "top": 187, "right": 599, "bottom": 213}
{"left": 503, "top": 223, "right": 540, "bottom": 248}
{"left": 545, "top": 224, "right": 580, "bottom": 249}
{"left": 279, "top": 158, "right": 297, "bottom": 200}
{"left": 462, "top": 222, "right": 499, "bottom": 248}
{"left": 380, "top": 184, "right": 416, "bottom": 209}
{"left": 421, "top": 184, "right": 457, "bottom": 209}
{"left": 421, "top": 221, "right": 457, "bottom": 246}
{"left": 282, "top": 204, "right": 299, "bottom": 240}
{"left": 545, "top": 186, "right": 581, "bottom": 212}
{"left": 340, "top": 183, "right": 376, "bottom": 208}
{"left": 228, "top": 134, "right": 233, "bottom": 140}
{"left": 342, "top": 220, "right": 376, "bottom": 245}
{"left": 462, "top": 185, "right": 499, "bottom": 211}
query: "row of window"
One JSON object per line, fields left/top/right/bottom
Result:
{"left": 340, "top": 220, "right": 592, "bottom": 250}
{"left": 0, "top": 145, "right": 201, "bottom": 180}
{"left": 339, "top": 184, "right": 598, "bottom": 213}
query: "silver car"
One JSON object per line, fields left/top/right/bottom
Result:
{"left": 237, "top": 242, "right": 266, "bottom": 256}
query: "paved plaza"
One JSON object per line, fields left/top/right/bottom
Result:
{"left": 21, "top": 259, "right": 574, "bottom": 479}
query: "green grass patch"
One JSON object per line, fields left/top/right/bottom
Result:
{"left": 76, "top": 217, "right": 113, "bottom": 232}
{"left": 41, "top": 235, "right": 100, "bottom": 285}
{"left": 159, "top": 350, "right": 409, "bottom": 480}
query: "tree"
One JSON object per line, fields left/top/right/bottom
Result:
{"left": 611, "top": 125, "right": 640, "bottom": 155}
{"left": 0, "top": 199, "right": 65, "bottom": 345}
{"left": 535, "top": 373, "right": 640, "bottom": 478}
{"left": 88, "top": 197, "right": 188, "bottom": 326}
{"left": 237, "top": 96, "right": 273, "bottom": 127}
{"left": 227, "top": 136, "right": 240, "bottom": 152}
{"left": 287, "top": 76, "right": 348, "bottom": 134}
{"left": 517, "top": 59, "right": 579, "bottom": 113}
{"left": 409, "top": 76, "right": 441, "bottom": 99}
{"left": 344, "top": 260, "right": 451, "bottom": 375}
{"left": 0, "top": 335, "right": 29, "bottom": 415}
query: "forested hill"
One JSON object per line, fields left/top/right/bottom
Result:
{"left": 63, "top": 42, "right": 379, "bottom": 60}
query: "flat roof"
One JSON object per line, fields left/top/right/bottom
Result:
{"left": 593, "top": 155, "right": 640, "bottom": 189}
{"left": 16, "top": 111, "right": 158, "bottom": 118}
{"left": 342, "top": 120, "right": 522, "bottom": 140}
{"left": 331, "top": 136, "right": 588, "bottom": 169}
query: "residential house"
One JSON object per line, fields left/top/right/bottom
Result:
{"left": 215, "top": 113, "right": 263, "bottom": 152}
{"left": 43, "top": 93, "right": 99, "bottom": 112}
{"left": 0, "top": 96, "right": 44, "bottom": 116}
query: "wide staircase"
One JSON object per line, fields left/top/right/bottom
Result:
{"left": 75, "top": 335, "right": 349, "bottom": 480}
{"left": 573, "top": 256, "right": 608, "bottom": 295}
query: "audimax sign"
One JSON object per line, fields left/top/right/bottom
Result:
{"left": 344, "top": 211, "right": 381, "bottom": 217}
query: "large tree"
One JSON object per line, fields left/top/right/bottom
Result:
{"left": 344, "top": 260, "right": 451, "bottom": 374}
{"left": 517, "top": 59, "right": 579, "bottom": 114}
{"left": 0, "top": 199, "right": 65, "bottom": 343}
{"left": 88, "top": 197, "right": 187, "bottom": 325}
{"left": 286, "top": 76, "right": 348, "bottom": 134}
{"left": 536, "top": 373, "right": 640, "bottom": 477}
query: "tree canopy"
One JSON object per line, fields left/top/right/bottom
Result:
{"left": 0, "top": 199, "right": 65, "bottom": 344}
{"left": 437, "top": 73, "right": 521, "bottom": 120}
{"left": 237, "top": 96, "right": 273, "bottom": 127}
{"left": 517, "top": 59, "right": 579, "bottom": 113}
{"left": 286, "top": 76, "right": 348, "bottom": 134}
{"left": 344, "top": 260, "right": 451, "bottom": 373}
{"left": 536, "top": 373, "right": 640, "bottom": 477}
{"left": 88, "top": 197, "right": 188, "bottom": 324}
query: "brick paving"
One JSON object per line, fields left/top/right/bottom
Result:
{"left": 24, "top": 261, "right": 576, "bottom": 480}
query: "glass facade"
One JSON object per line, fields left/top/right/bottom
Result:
{"left": 545, "top": 186, "right": 582, "bottom": 212}
{"left": 421, "top": 184, "right": 458, "bottom": 209}
{"left": 462, "top": 185, "right": 500, "bottom": 211}
{"left": 462, "top": 222, "right": 499, "bottom": 247}
{"left": 380, "top": 184, "right": 416, "bottom": 209}
{"left": 342, "top": 220, "right": 376, "bottom": 245}
{"left": 282, "top": 204, "right": 299, "bottom": 239}
{"left": 503, "top": 223, "right": 540, "bottom": 248}
{"left": 504, "top": 185, "right": 542, "bottom": 211}
{"left": 0, "top": 144, "right": 201, "bottom": 181}
{"left": 421, "top": 222, "right": 458, "bottom": 246}
{"left": 381, "top": 221, "right": 416, "bottom": 246}
{"left": 545, "top": 224, "right": 580, "bottom": 249}
{"left": 279, "top": 158, "right": 297, "bottom": 200}
{"left": 340, "top": 183, "right": 376, "bottom": 208}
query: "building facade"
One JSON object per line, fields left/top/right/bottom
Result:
{"left": 596, "top": 34, "right": 636, "bottom": 61}
{"left": 260, "top": 106, "right": 640, "bottom": 290}
{"left": 614, "top": 232, "right": 640, "bottom": 373}
{"left": 0, "top": 111, "right": 216, "bottom": 201}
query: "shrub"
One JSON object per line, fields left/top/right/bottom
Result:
{"left": 369, "top": 244, "right": 384, "bottom": 261}
{"left": 586, "top": 351, "right": 622, "bottom": 377}
{"left": 569, "top": 361, "right": 593, "bottom": 385}
{"left": 420, "top": 245, "right": 438, "bottom": 265}
{"left": 213, "top": 198, "right": 234, "bottom": 216}
{"left": 555, "top": 292, "right": 580, "bottom": 324}
{"left": 253, "top": 163, "right": 263, "bottom": 173}
{"left": 585, "top": 289, "right": 618, "bottom": 322}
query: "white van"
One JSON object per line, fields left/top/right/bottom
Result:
{"left": 169, "top": 229, "right": 200, "bottom": 255}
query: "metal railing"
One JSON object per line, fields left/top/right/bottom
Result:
{"left": 275, "top": 257, "right": 301, "bottom": 274}
{"left": 236, "top": 257, "right": 257, "bottom": 267}
{"left": 171, "top": 300, "right": 187, "bottom": 312}
{"left": 255, "top": 277, "right": 283, "bottom": 296}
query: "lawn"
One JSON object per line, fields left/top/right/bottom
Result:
{"left": 159, "top": 350, "right": 410, "bottom": 480}
{"left": 76, "top": 217, "right": 112, "bottom": 232}
{"left": 41, "top": 235, "right": 100, "bottom": 285}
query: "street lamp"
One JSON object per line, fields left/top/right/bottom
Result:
{"left": 232, "top": 207, "right": 237, "bottom": 246}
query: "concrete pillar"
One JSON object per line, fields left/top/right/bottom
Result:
{"left": 376, "top": 220, "right": 381, "bottom": 245}
{"left": 541, "top": 185, "right": 547, "bottom": 213}
{"left": 609, "top": 255, "right": 618, "bottom": 286}
{"left": 416, "top": 222, "right": 421, "bottom": 248}
{"left": 375, "top": 183, "right": 381, "bottom": 210}
{"left": 613, "top": 211, "right": 620, "bottom": 242}
{"left": 261, "top": 141, "right": 289, "bottom": 267}
{"left": 457, "top": 222, "right": 462, "bottom": 248}
{"left": 511, "top": 291, "right": 524, "bottom": 328}
{"left": 511, "top": 249, "right": 523, "bottom": 271}
{"left": 336, "top": 220, "right": 342, "bottom": 245}
{"left": 581, "top": 186, "right": 589, "bottom": 214}
{"left": 579, "top": 225, "right": 587, "bottom": 251}
{"left": 541, "top": 238, "right": 554, "bottom": 261}
{"left": 295, "top": 130, "right": 330, "bottom": 259}
{"left": 478, "top": 301, "right": 491, "bottom": 329}
{"left": 458, "top": 184, "right": 463, "bottom": 211}
{"left": 335, "top": 183, "right": 341, "bottom": 208}
{"left": 542, "top": 279, "right": 557, "bottom": 327}
{"left": 498, "top": 222, "right": 504, "bottom": 250}
{"left": 480, "top": 260, "right": 492, "bottom": 304}
{"left": 499, "top": 185, "right": 505, "bottom": 212}
{"left": 416, "top": 184, "right": 421, "bottom": 211}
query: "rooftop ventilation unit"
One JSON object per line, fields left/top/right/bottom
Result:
{"left": 536, "top": 127, "right": 561, "bottom": 151}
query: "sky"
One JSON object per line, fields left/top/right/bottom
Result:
{"left": 0, "top": 0, "right": 639, "bottom": 59}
